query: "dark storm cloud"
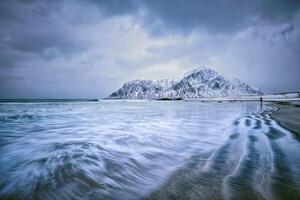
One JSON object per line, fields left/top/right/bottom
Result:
{"left": 0, "top": 0, "right": 138, "bottom": 62}
{"left": 258, "top": 0, "right": 300, "bottom": 20}
{"left": 0, "top": 0, "right": 299, "bottom": 98}
{"left": 0, "top": 1, "right": 90, "bottom": 56}
{"left": 140, "top": 0, "right": 300, "bottom": 34}
{"left": 90, "top": 0, "right": 138, "bottom": 16}
{"left": 1, "top": 0, "right": 299, "bottom": 56}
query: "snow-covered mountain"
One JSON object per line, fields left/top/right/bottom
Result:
{"left": 107, "top": 66, "right": 263, "bottom": 99}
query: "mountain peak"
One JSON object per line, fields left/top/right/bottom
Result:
{"left": 185, "top": 66, "right": 216, "bottom": 75}
{"left": 183, "top": 66, "right": 219, "bottom": 86}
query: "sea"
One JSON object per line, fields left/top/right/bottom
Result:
{"left": 0, "top": 100, "right": 299, "bottom": 200}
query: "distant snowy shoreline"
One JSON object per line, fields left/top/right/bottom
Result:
{"left": 102, "top": 92, "right": 300, "bottom": 102}
{"left": 185, "top": 93, "right": 300, "bottom": 102}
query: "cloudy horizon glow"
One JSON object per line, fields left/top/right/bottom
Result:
{"left": 0, "top": 0, "right": 299, "bottom": 98}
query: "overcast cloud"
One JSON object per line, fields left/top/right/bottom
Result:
{"left": 0, "top": 0, "right": 299, "bottom": 98}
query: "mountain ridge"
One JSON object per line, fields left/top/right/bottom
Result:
{"left": 107, "top": 66, "right": 263, "bottom": 99}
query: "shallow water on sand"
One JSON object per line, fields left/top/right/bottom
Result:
{"left": 0, "top": 101, "right": 299, "bottom": 200}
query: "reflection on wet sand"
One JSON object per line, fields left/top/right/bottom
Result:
{"left": 147, "top": 106, "right": 300, "bottom": 200}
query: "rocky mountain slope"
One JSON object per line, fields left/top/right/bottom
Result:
{"left": 107, "top": 66, "right": 263, "bottom": 99}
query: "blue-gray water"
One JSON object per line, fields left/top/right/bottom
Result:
{"left": 0, "top": 101, "right": 299, "bottom": 200}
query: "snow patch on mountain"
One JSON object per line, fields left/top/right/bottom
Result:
{"left": 108, "top": 66, "right": 263, "bottom": 99}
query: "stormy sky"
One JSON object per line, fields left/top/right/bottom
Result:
{"left": 0, "top": 0, "right": 299, "bottom": 98}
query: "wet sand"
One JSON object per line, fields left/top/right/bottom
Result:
{"left": 146, "top": 102, "right": 300, "bottom": 200}
{"left": 271, "top": 102, "right": 300, "bottom": 142}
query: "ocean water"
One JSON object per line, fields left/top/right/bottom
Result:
{"left": 0, "top": 100, "right": 299, "bottom": 200}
